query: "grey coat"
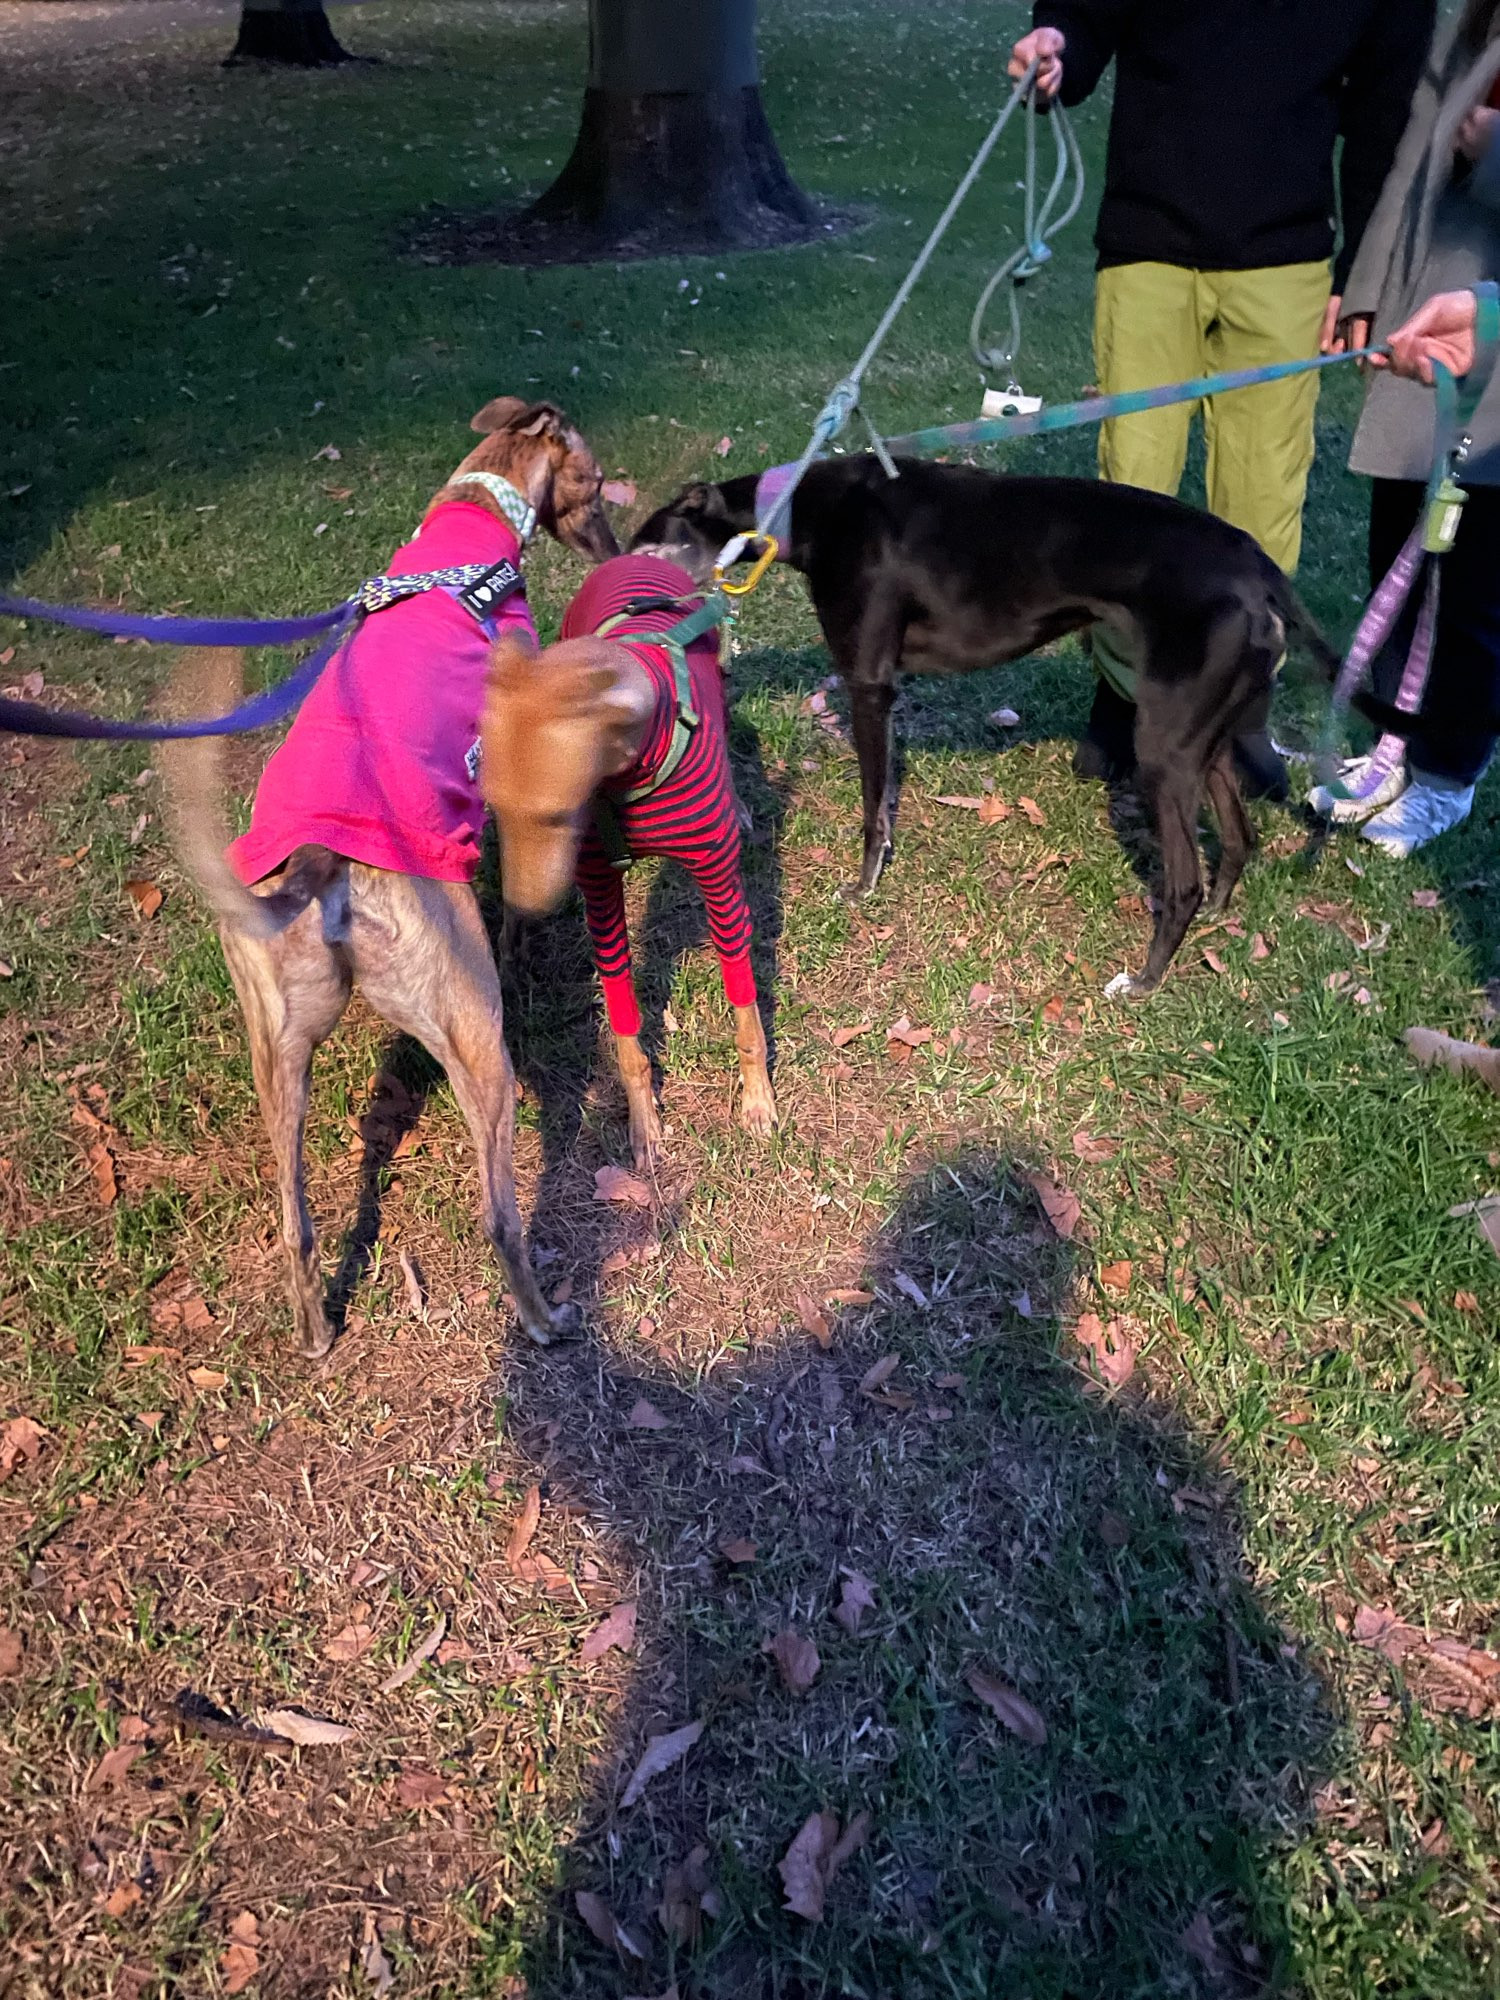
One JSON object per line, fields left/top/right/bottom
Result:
{"left": 1344, "top": 13, "right": 1500, "bottom": 484}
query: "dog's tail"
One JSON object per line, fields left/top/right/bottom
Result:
{"left": 1270, "top": 572, "right": 1344, "bottom": 680}
{"left": 160, "top": 649, "right": 341, "bottom": 940}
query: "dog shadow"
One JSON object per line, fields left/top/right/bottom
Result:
{"left": 324, "top": 1035, "right": 443, "bottom": 1330}
{"left": 487, "top": 1141, "right": 1336, "bottom": 1998}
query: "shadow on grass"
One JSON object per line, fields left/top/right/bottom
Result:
{"left": 491, "top": 1143, "right": 1335, "bottom": 2000}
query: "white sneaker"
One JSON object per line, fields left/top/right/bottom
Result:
{"left": 1307, "top": 754, "right": 1408, "bottom": 824}
{"left": 1361, "top": 779, "right": 1476, "bottom": 859}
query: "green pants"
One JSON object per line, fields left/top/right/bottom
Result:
{"left": 1090, "top": 258, "right": 1331, "bottom": 698}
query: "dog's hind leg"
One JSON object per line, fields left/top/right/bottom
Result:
{"left": 733, "top": 1001, "right": 777, "bottom": 1139}
{"left": 846, "top": 678, "right": 898, "bottom": 895}
{"left": 1203, "top": 747, "right": 1255, "bottom": 915}
{"left": 351, "top": 873, "right": 569, "bottom": 1347}
{"left": 223, "top": 916, "right": 351, "bottom": 1359}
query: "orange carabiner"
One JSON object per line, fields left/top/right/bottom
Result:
{"left": 716, "top": 535, "right": 779, "bottom": 598}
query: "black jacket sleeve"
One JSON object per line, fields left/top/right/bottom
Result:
{"left": 1032, "top": 0, "right": 1130, "bottom": 108}
{"left": 1335, "top": 0, "right": 1438, "bottom": 290}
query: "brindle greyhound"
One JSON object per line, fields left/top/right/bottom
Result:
{"left": 166, "top": 397, "right": 617, "bottom": 1358}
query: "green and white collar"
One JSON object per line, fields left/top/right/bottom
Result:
{"left": 447, "top": 470, "right": 538, "bottom": 545}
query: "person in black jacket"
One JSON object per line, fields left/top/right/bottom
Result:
{"left": 1008, "top": 0, "right": 1433, "bottom": 787}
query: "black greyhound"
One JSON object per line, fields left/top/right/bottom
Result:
{"left": 632, "top": 457, "right": 1339, "bottom": 998}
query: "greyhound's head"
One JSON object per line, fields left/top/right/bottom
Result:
{"left": 443, "top": 397, "right": 620, "bottom": 563}
{"left": 629, "top": 476, "right": 760, "bottom": 583}
{"left": 479, "top": 632, "right": 652, "bottom": 916}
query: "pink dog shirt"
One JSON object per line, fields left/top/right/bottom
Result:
{"left": 228, "top": 501, "right": 535, "bottom": 887}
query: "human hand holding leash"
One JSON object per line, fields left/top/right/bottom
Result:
{"left": 1318, "top": 295, "right": 1373, "bottom": 357}
{"left": 1372, "top": 289, "right": 1480, "bottom": 383}
{"left": 1008, "top": 26, "right": 1065, "bottom": 99}
{"left": 1457, "top": 105, "right": 1500, "bottom": 163}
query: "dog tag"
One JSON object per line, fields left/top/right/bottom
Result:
{"left": 1421, "top": 476, "right": 1467, "bottom": 555}
{"left": 981, "top": 387, "right": 1044, "bottom": 420}
{"left": 457, "top": 557, "right": 524, "bottom": 624}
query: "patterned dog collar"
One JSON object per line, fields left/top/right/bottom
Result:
{"left": 447, "top": 470, "right": 539, "bottom": 545}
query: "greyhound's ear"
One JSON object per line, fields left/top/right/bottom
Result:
{"left": 514, "top": 401, "right": 567, "bottom": 439}
{"left": 679, "top": 483, "right": 714, "bottom": 511}
{"left": 471, "top": 396, "right": 529, "bottom": 435}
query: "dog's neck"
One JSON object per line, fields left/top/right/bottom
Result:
{"left": 436, "top": 470, "right": 537, "bottom": 545}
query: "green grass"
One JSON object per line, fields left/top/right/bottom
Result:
{"left": 3, "top": 3, "right": 1500, "bottom": 1997}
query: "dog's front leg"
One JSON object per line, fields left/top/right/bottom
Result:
{"left": 733, "top": 1002, "right": 777, "bottom": 1139}
{"left": 846, "top": 679, "right": 897, "bottom": 896}
{"left": 614, "top": 1032, "right": 664, "bottom": 1169}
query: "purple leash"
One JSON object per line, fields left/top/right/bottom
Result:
{"left": 0, "top": 556, "right": 522, "bottom": 741}
{"left": 1321, "top": 527, "right": 1440, "bottom": 803}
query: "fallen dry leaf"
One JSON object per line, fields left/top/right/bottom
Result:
{"left": 1250, "top": 932, "right": 1271, "bottom": 960}
{"left": 713, "top": 435, "right": 733, "bottom": 457}
{"left": 777, "top": 1808, "right": 871, "bottom": 1922}
{"left": 186, "top": 1366, "right": 228, "bottom": 1391}
{"left": 988, "top": 705, "right": 1021, "bottom": 727}
{"left": 858, "top": 1354, "right": 900, "bottom": 1395}
{"left": 580, "top": 1601, "right": 637, "bottom": 1662}
{"left": 834, "top": 1571, "right": 875, "bottom": 1635}
{"left": 0, "top": 1628, "right": 23, "bottom": 1677}
{"left": 968, "top": 981, "right": 997, "bottom": 1009}
{"left": 1073, "top": 1311, "right": 1136, "bottom": 1388}
{"left": 935, "top": 794, "right": 986, "bottom": 812}
{"left": 891, "top": 1268, "right": 928, "bottom": 1307}
{"left": 324, "top": 1621, "right": 375, "bottom": 1664}
{"left": 886, "top": 1015, "right": 933, "bottom": 1049}
{"left": 0, "top": 1414, "right": 46, "bottom": 1479}
{"left": 595, "top": 1164, "right": 653, "bottom": 1205}
{"left": 221, "top": 1942, "right": 259, "bottom": 1995}
{"left": 1098, "top": 1510, "right": 1131, "bottom": 1548}
{"left": 1025, "top": 1171, "right": 1081, "bottom": 1240}
{"left": 601, "top": 478, "right": 637, "bottom": 507}
{"left": 1202, "top": 947, "right": 1228, "bottom": 975}
{"left": 797, "top": 1294, "right": 833, "bottom": 1349}
{"left": 1179, "top": 1910, "right": 1230, "bottom": 1980}
{"left": 397, "top": 1249, "right": 426, "bottom": 1317}
{"left": 124, "top": 878, "right": 164, "bottom": 920}
{"left": 620, "top": 1719, "right": 704, "bottom": 1809}
{"left": 87, "top": 1141, "right": 119, "bottom": 1208}
{"left": 718, "top": 1534, "right": 757, "bottom": 1564}
{"left": 658, "top": 1844, "right": 720, "bottom": 1943}
{"left": 1017, "top": 795, "right": 1046, "bottom": 826}
{"left": 88, "top": 1744, "right": 142, "bottom": 1792}
{"left": 1072, "top": 1129, "right": 1117, "bottom": 1163}
{"left": 576, "top": 1889, "right": 647, "bottom": 1959}
{"left": 103, "top": 1881, "right": 142, "bottom": 1919}
{"left": 377, "top": 1611, "right": 448, "bottom": 1694}
{"left": 1455, "top": 1290, "right": 1480, "bottom": 1312}
{"left": 830, "top": 1020, "right": 872, "bottom": 1048}
{"left": 769, "top": 1627, "right": 821, "bottom": 1693}
{"left": 626, "top": 1396, "right": 669, "bottom": 1430}
{"left": 253, "top": 1706, "right": 355, "bottom": 1746}
{"left": 1352, "top": 1603, "right": 1423, "bottom": 1663}
{"left": 1098, "top": 1259, "right": 1132, "bottom": 1293}
{"left": 358, "top": 1912, "right": 395, "bottom": 1996}
{"left": 395, "top": 1765, "right": 451, "bottom": 1809}
{"left": 828, "top": 1287, "right": 874, "bottom": 1306}
{"left": 977, "top": 793, "right": 1010, "bottom": 825}
{"left": 1412, "top": 888, "right": 1441, "bottom": 909}
{"left": 966, "top": 1666, "right": 1048, "bottom": 1745}
{"left": 506, "top": 1483, "right": 542, "bottom": 1570}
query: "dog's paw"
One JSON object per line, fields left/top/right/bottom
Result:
{"left": 739, "top": 1092, "right": 778, "bottom": 1141}
{"left": 1103, "top": 970, "right": 1140, "bottom": 1003}
{"left": 545, "top": 1299, "right": 585, "bottom": 1343}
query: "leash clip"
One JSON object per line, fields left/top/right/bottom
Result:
{"left": 715, "top": 535, "right": 779, "bottom": 597}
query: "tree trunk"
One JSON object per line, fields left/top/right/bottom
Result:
{"left": 523, "top": 0, "right": 821, "bottom": 256}
{"left": 225, "top": 0, "right": 353, "bottom": 67}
